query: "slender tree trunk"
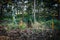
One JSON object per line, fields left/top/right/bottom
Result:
{"left": 0, "top": 5, "right": 3, "bottom": 20}
{"left": 58, "top": 3, "right": 60, "bottom": 20}
{"left": 34, "top": 0, "right": 36, "bottom": 23}
{"left": 22, "top": 0, "right": 24, "bottom": 21}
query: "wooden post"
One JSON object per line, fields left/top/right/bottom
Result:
{"left": 52, "top": 19, "right": 54, "bottom": 30}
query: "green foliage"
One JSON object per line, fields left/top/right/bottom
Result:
{"left": 45, "top": 19, "right": 60, "bottom": 30}
{"left": 54, "top": 20, "right": 60, "bottom": 30}
{"left": 7, "top": 22, "right": 19, "bottom": 31}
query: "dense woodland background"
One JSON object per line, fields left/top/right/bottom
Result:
{"left": 0, "top": 0, "right": 60, "bottom": 30}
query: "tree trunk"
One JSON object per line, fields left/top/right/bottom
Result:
{"left": 58, "top": 3, "right": 60, "bottom": 20}
{"left": 22, "top": 0, "right": 24, "bottom": 21}
{"left": 0, "top": 5, "right": 3, "bottom": 20}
